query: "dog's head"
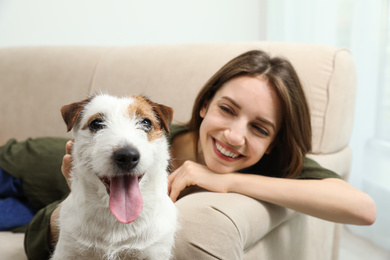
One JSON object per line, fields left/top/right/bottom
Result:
{"left": 61, "top": 94, "right": 173, "bottom": 224}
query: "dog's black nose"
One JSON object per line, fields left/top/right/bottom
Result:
{"left": 113, "top": 146, "right": 140, "bottom": 171}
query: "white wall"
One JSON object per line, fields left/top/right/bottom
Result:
{"left": 0, "top": 0, "right": 266, "bottom": 47}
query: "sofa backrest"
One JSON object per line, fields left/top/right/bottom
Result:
{"left": 0, "top": 42, "right": 356, "bottom": 177}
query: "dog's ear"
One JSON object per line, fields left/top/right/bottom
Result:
{"left": 61, "top": 98, "right": 91, "bottom": 132}
{"left": 147, "top": 100, "right": 174, "bottom": 134}
{"left": 156, "top": 104, "right": 174, "bottom": 134}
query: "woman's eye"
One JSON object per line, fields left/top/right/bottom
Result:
{"left": 219, "top": 105, "right": 234, "bottom": 115}
{"left": 252, "top": 125, "right": 269, "bottom": 137}
{"left": 140, "top": 118, "right": 153, "bottom": 132}
{"left": 89, "top": 118, "right": 105, "bottom": 132}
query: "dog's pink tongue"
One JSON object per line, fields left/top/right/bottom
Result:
{"left": 109, "top": 175, "right": 143, "bottom": 224}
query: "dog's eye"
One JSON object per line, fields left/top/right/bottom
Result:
{"left": 89, "top": 118, "right": 105, "bottom": 132}
{"left": 140, "top": 118, "right": 153, "bottom": 132}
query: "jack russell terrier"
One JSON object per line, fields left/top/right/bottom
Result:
{"left": 51, "top": 94, "right": 177, "bottom": 260}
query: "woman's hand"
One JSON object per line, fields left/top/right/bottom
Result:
{"left": 168, "top": 160, "right": 233, "bottom": 202}
{"left": 61, "top": 140, "right": 74, "bottom": 188}
{"left": 50, "top": 139, "right": 74, "bottom": 245}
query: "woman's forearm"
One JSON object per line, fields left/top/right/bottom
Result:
{"left": 228, "top": 174, "right": 376, "bottom": 225}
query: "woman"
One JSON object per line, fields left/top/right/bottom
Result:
{"left": 168, "top": 50, "right": 375, "bottom": 223}
{"left": 25, "top": 50, "right": 376, "bottom": 259}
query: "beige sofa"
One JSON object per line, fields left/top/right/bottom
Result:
{"left": 0, "top": 42, "right": 356, "bottom": 260}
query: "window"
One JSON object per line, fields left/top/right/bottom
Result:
{"left": 377, "top": 1, "right": 390, "bottom": 142}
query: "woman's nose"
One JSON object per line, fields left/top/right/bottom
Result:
{"left": 224, "top": 121, "right": 246, "bottom": 146}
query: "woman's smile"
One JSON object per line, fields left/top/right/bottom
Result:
{"left": 212, "top": 137, "right": 243, "bottom": 161}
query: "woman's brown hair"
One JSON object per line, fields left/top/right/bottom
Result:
{"left": 187, "top": 50, "right": 312, "bottom": 178}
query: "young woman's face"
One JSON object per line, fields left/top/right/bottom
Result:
{"left": 199, "top": 76, "right": 283, "bottom": 173}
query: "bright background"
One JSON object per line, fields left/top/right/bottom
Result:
{"left": 0, "top": 0, "right": 389, "bottom": 254}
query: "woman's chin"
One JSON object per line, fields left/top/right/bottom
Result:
{"left": 206, "top": 159, "right": 238, "bottom": 174}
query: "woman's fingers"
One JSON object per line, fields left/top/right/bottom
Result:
{"left": 65, "top": 139, "right": 74, "bottom": 154}
{"left": 61, "top": 154, "right": 73, "bottom": 188}
{"left": 62, "top": 140, "right": 74, "bottom": 188}
{"left": 168, "top": 171, "right": 182, "bottom": 202}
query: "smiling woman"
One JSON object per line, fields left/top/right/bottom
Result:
{"left": 167, "top": 50, "right": 376, "bottom": 229}
{"left": 165, "top": 51, "right": 375, "bottom": 260}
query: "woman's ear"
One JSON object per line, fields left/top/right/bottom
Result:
{"left": 265, "top": 141, "right": 277, "bottom": 154}
{"left": 200, "top": 102, "right": 209, "bottom": 118}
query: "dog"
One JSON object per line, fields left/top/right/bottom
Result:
{"left": 51, "top": 94, "right": 177, "bottom": 260}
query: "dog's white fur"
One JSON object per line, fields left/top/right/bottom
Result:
{"left": 51, "top": 94, "right": 177, "bottom": 260}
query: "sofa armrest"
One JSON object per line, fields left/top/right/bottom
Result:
{"left": 173, "top": 191, "right": 297, "bottom": 259}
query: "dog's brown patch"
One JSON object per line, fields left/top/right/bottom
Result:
{"left": 82, "top": 113, "right": 105, "bottom": 131}
{"left": 128, "top": 96, "right": 164, "bottom": 141}
{"left": 61, "top": 97, "right": 92, "bottom": 132}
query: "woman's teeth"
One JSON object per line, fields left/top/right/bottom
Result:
{"left": 215, "top": 142, "right": 240, "bottom": 158}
